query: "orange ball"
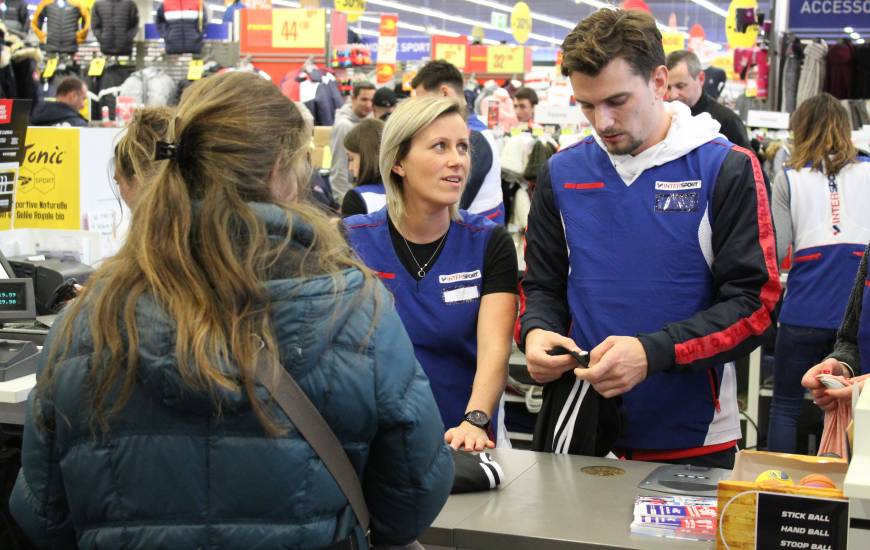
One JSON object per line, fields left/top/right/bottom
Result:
{"left": 798, "top": 474, "right": 837, "bottom": 489}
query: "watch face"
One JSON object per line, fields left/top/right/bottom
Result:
{"left": 466, "top": 410, "right": 489, "bottom": 426}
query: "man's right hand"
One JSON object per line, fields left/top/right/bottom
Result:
{"left": 524, "top": 329, "right": 583, "bottom": 384}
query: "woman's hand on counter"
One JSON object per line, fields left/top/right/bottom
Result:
{"left": 445, "top": 423, "right": 494, "bottom": 452}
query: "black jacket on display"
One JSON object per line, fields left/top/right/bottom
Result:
{"left": 32, "top": 0, "right": 91, "bottom": 54}
{"left": 155, "top": 0, "right": 205, "bottom": 55}
{"left": 1, "top": 0, "right": 29, "bottom": 37}
{"left": 89, "top": 62, "right": 134, "bottom": 120}
{"left": 91, "top": 0, "right": 139, "bottom": 56}
{"left": 31, "top": 100, "right": 87, "bottom": 126}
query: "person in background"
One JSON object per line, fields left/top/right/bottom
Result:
{"left": 10, "top": 72, "right": 453, "bottom": 549}
{"left": 295, "top": 101, "right": 339, "bottom": 215}
{"left": 345, "top": 97, "right": 518, "bottom": 452}
{"left": 513, "top": 87, "right": 538, "bottom": 126}
{"left": 31, "top": 76, "right": 88, "bottom": 127}
{"left": 520, "top": 9, "right": 780, "bottom": 466}
{"left": 372, "top": 86, "right": 397, "bottom": 121}
{"left": 802, "top": 241, "right": 869, "bottom": 409}
{"left": 412, "top": 60, "right": 505, "bottom": 223}
{"left": 768, "top": 93, "right": 870, "bottom": 453}
{"left": 341, "top": 118, "right": 385, "bottom": 218}
{"left": 112, "top": 106, "right": 173, "bottom": 209}
{"left": 329, "top": 81, "right": 375, "bottom": 202}
{"left": 666, "top": 50, "right": 751, "bottom": 150}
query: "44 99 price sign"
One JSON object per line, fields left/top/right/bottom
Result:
{"left": 272, "top": 9, "right": 326, "bottom": 50}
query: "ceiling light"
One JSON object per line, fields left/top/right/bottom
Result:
{"left": 688, "top": 0, "right": 728, "bottom": 18}
{"left": 463, "top": 0, "right": 578, "bottom": 29}
{"left": 365, "top": 0, "right": 563, "bottom": 44}
{"left": 844, "top": 27, "right": 854, "bottom": 33}
{"left": 851, "top": 32, "right": 861, "bottom": 39}
{"left": 858, "top": 38, "right": 866, "bottom": 45}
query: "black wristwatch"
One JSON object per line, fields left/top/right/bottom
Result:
{"left": 463, "top": 410, "right": 491, "bottom": 430}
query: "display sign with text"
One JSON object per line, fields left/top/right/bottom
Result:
{"left": 755, "top": 492, "right": 848, "bottom": 550}
{"left": 789, "top": 0, "right": 870, "bottom": 31}
{"left": 240, "top": 9, "right": 327, "bottom": 55}
{"left": 487, "top": 45, "right": 524, "bottom": 73}
{"left": 432, "top": 36, "right": 467, "bottom": 69}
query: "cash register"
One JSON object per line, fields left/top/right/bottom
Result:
{"left": 0, "top": 251, "right": 41, "bottom": 381}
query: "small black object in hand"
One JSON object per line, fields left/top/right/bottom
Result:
{"left": 546, "top": 345, "right": 589, "bottom": 368}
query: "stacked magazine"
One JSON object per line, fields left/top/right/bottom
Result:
{"left": 631, "top": 495, "right": 718, "bottom": 541}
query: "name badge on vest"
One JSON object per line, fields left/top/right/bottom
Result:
{"left": 655, "top": 191, "right": 700, "bottom": 213}
{"left": 442, "top": 285, "right": 481, "bottom": 305}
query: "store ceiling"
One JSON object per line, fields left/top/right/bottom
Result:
{"left": 224, "top": 0, "right": 774, "bottom": 48}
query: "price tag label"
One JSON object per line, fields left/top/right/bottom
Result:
{"left": 43, "top": 57, "right": 58, "bottom": 79}
{"left": 434, "top": 43, "right": 466, "bottom": 69}
{"left": 272, "top": 9, "right": 326, "bottom": 50}
{"left": 187, "top": 59, "right": 204, "bottom": 80}
{"left": 486, "top": 45, "right": 524, "bottom": 74}
{"left": 88, "top": 57, "right": 106, "bottom": 77}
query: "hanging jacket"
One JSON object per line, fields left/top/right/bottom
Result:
{"left": 9, "top": 43, "right": 42, "bottom": 111}
{"left": 155, "top": 0, "right": 205, "bottom": 55}
{"left": 88, "top": 62, "right": 134, "bottom": 120}
{"left": 9, "top": 203, "right": 454, "bottom": 549}
{"left": 825, "top": 42, "right": 854, "bottom": 100}
{"left": 32, "top": 0, "right": 90, "bottom": 54}
{"left": 221, "top": 0, "right": 245, "bottom": 24}
{"left": 119, "top": 66, "right": 176, "bottom": 106}
{"left": 0, "top": 0, "right": 29, "bottom": 37}
{"left": 91, "top": 0, "right": 139, "bottom": 56}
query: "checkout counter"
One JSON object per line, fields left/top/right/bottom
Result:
{"left": 846, "top": 384, "right": 870, "bottom": 549}
{"left": 422, "top": 450, "right": 713, "bottom": 550}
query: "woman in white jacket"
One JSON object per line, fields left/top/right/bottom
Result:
{"left": 767, "top": 92, "right": 870, "bottom": 453}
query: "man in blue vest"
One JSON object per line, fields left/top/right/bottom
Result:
{"left": 519, "top": 8, "right": 782, "bottom": 467}
{"left": 411, "top": 61, "right": 505, "bottom": 224}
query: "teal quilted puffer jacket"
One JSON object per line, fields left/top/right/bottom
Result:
{"left": 10, "top": 203, "right": 454, "bottom": 549}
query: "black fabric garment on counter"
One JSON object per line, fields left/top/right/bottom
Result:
{"left": 386, "top": 216, "right": 518, "bottom": 294}
{"left": 450, "top": 449, "right": 503, "bottom": 493}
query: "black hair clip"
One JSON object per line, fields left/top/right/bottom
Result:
{"left": 155, "top": 140, "right": 178, "bottom": 161}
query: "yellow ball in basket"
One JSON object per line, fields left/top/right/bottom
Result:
{"left": 755, "top": 469, "right": 794, "bottom": 485}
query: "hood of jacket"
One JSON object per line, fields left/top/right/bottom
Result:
{"left": 31, "top": 101, "right": 86, "bottom": 126}
{"left": 334, "top": 102, "right": 360, "bottom": 126}
{"left": 91, "top": 203, "right": 362, "bottom": 417}
{"left": 591, "top": 100, "right": 723, "bottom": 185}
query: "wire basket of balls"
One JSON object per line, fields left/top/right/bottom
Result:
{"left": 716, "top": 450, "right": 848, "bottom": 550}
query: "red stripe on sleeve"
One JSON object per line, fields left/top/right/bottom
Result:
{"left": 674, "top": 146, "right": 782, "bottom": 365}
{"left": 854, "top": 251, "right": 865, "bottom": 258}
{"left": 514, "top": 232, "right": 528, "bottom": 346}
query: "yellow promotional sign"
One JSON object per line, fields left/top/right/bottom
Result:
{"left": 511, "top": 2, "right": 532, "bottom": 45}
{"left": 334, "top": 0, "right": 365, "bottom": 23}
{"left": 88, "top": 57, "right": 106, "bottom": 77}
{"left": 14, "top": 128, "right": 80, "bottom": 230}
{"left": 434, "top": 43, "right": 466, "bottom": 69}
{"left": 42, "top": 57, "right": 58, "bottom": 79}
{"left": 486, "top": 45, "right": 524, "bottom": 73}
{"left": 726, "top": 0, "right": 759, "bottom": 50}
{"left": 662, "top": 31, "right": 686, "bottom": 55}
{"left": 272, "top": 9, "right": 326, "bottom": 49}
{"left": 187, "top": 59, "right": 205, "bottom": 80}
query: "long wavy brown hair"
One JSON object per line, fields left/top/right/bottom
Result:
{"left": 40, "top": 72, "right": 376, "bottom": 435}
{"left": 788, "top": 93, "right": 857, "bottom": 177}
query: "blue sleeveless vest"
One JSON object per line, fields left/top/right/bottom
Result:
{"left": 548, "top": 136, "right": 740, "bottom": 450}
{"left": 860, "top": 263, "right": 870, "bottom": 375}
{"left": 345, "top": 208, "right": 499, "bottom": 434}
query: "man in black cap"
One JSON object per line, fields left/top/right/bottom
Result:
{"left": 372, "top": 87, "right": 397, "bottom": 121}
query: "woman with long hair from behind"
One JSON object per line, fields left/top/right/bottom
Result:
{"left": 767, "top": 92, "right": 870, "bottom": 453}
{"left": 113, "top": 106, "right": 173, "bottom": 209}
{"left": 11, "top": 72, "right": 453, "bottom": 549}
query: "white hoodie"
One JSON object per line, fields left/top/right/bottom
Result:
{"left": 591, "top": 100, "right": 723, "bottom": 186}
